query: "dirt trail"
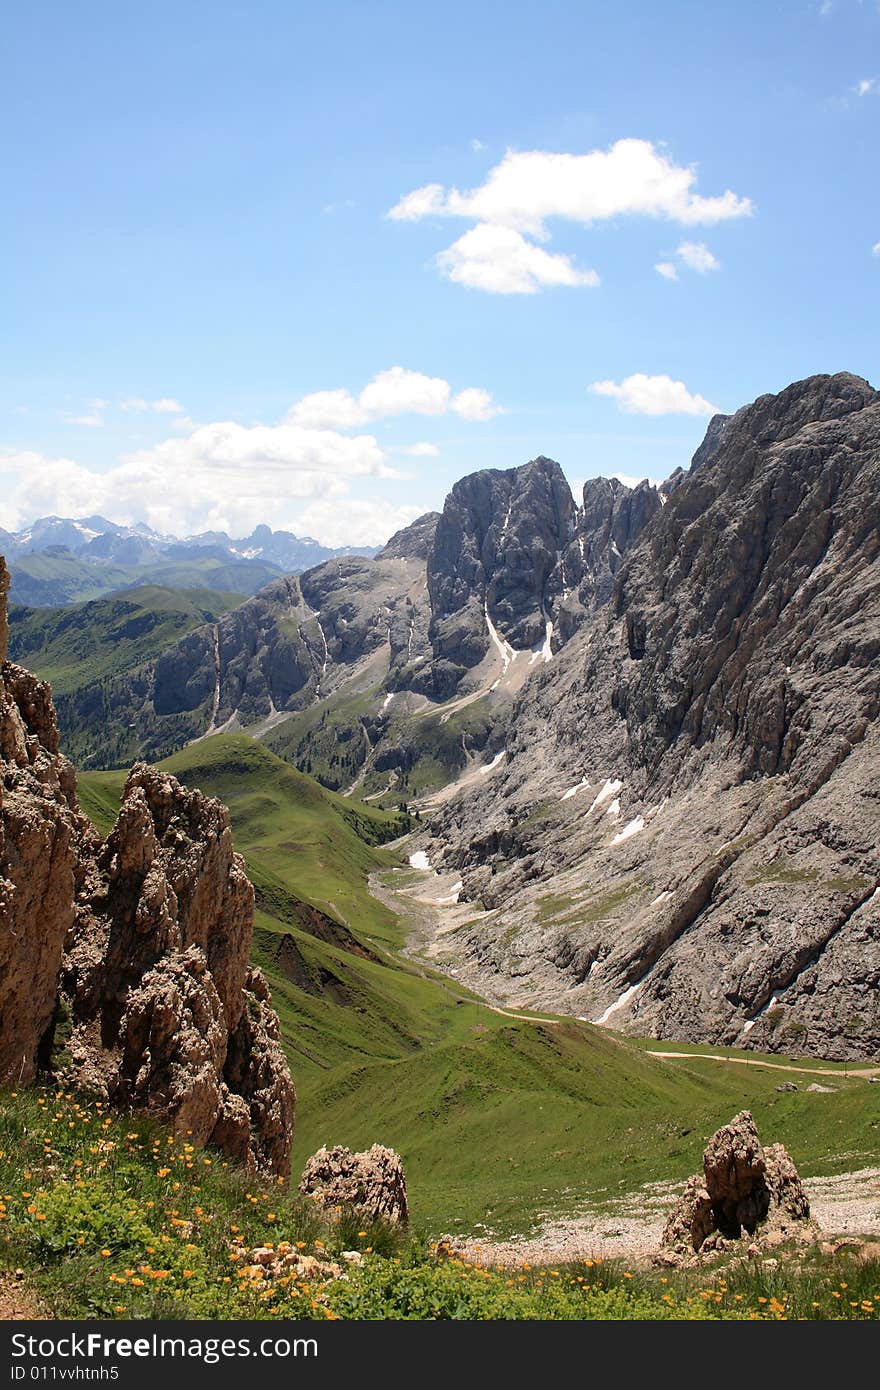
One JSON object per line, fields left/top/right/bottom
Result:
{"left": 647, "top": 1050, "right": 880, "bottom": 1078}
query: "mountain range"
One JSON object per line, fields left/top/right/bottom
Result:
{"left": 2, "top": 516, "right": 378, "bottom": 607}
{"left": 7, "top": 371, "right": 879, "bottom": 1060}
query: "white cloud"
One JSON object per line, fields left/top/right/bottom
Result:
{"left": 359, "top": 366, "right": 450, "bottom": 417}
{"left": 450, "top": 387, "right": 504, "bottom": 420}
{"left": 677, "top": 240, "right": 720, "bottom": 273}
{"left": 403, "top": 442, "right": 440, "bottom": 457}
{"left": 437, "top": 223, "right": 599, "bottom": 294}
{"left": 288, "top": 388, "right": 367, "bottom": 429}
{"left": 389, "top": 139, "right": 753, "bottom": 235}
{"left": 390, "top": 139, "right": 750, "bottom": 295}
{"left": 287, "top": 366, "right": 501, "bottom": 425}
{"left": 854, "top": 77, "right": 877, "bottom": 96}
{"left": 64, "top": 413, "right": 103, "bottom": 428}
{"left": 655, "top": 260, "right": 678, "bottom": 281}
{"left": 120, "top": 396, "right": 186, "bottom": 414}
{"left": 0, "top": 422, "right": 400, "bottom": 539}
{"left": 590, "top": 373, "right": 719, "bottom": 416}
{"left": 291, "top": 497, "right": 424, "bottom": 548}
{"left": 873, "top": 241, "right": 880, "bottom": 256}
{"left": 471, "top": 138, "right": 485, "bottom": 152}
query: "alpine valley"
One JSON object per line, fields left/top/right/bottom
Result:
{"left": 2, "top": 372, "right": 879, "bottom": 1322}
{"left": 10, "top": 372, "right": 878, "bottom": 1060}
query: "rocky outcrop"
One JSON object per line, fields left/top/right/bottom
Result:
{"left": 0, "top": 555, "right": 89, "bottom": 1084}
{"left": 63, "top": 763, "right": 295, "bottom": 1174}
{"left": 299, "top": 1144, "right": 409, "bottom": 1226}
{"left": 657, "top": 1111, "right": 815, "bottom": 1265}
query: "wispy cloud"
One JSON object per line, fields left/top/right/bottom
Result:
{"left": 655, "top": 241, "right": 720, "bottom": 279}
{"left": 677, "top": 240, "right": 720, "bottom": 273}
{"left": 120, "top": 396, "right": 186, "bottom": 414}
{"left": 63, "top": 413, "right": 104, "bottom": 428}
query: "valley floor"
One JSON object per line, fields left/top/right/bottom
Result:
{"left": 373, "top": 853, "right": 880, "bottom": 1261}
{"left": 454, "top": 1165, "right": 880, "bottom": 1268}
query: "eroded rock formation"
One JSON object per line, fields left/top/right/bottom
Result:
{"left": 657, "top": 1111, "right": 815, "bottom": 1265}
{"left": 300, "top": 1144, "right": 409, "bottom": 1226}
{"left": 0, "top": 556, "right": 89, "bottom": 1084}
{"left": 63, "top": 762, "right": 295, "bottom": 1175}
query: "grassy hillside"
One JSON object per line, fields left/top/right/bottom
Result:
{"left": 264, "top": 683, "right": 497, "bottom": 802}
{"left": 77, "top": 735, "right": 880, "bottom": 1235}
{"left": 9, "top": 586, "right": 242, "bottom": 697}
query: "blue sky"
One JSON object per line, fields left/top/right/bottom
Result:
{"left": 2, "top": 0, "right": 878, "bottom": 544}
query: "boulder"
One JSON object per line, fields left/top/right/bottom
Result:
{"left": 299, "top": 1144, "right": 409, "bottom": 1227}
{"left": 657, "top": 1110, "right": 816, "bottom": 1264}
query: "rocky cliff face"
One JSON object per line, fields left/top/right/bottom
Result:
{"left": 418, "top": 373, "right": 880, "bottom": 1060}
{"left": 0, "top": 560, "right": 295, "bottom": 1171}
{"left": 421, "top": 457, "right": 576, "bottom": 697}
{"left": 0, "top": 556, "right": 89, "bottom": 1084}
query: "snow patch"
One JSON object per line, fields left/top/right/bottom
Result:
{"left": 605, "top": 798, "right": 621, "bottom": 819}
{"left": 485, "top": 602, "right": 517, "bottom": 673}
{"left": 561, "top": 777, "right": 590, "bottom": 802}
{"left": 408, "top": 850, "right": 431, "bottom": 871}
{"left": 529, "top": 619, "right": 554, "bottom": 666}
{"left": 381, "top": 692, "right": 395, "bottom": 712}
{"left": 435, "top": 880, "right": 464, "bottom": 905}
{"left": 587, "top": 778, "right": 622, "bottom": 814}
{"left": 611, "top": 816, "right": 645, "bottom": 845}
{"left": 593, "top": 980, "right": 643, "bottom": 1027}
{"left": 480, "top": 750, "right": 506, "bottom": 775}
{"left": 650, "top": 890, "right": 672, "bottom": 907}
